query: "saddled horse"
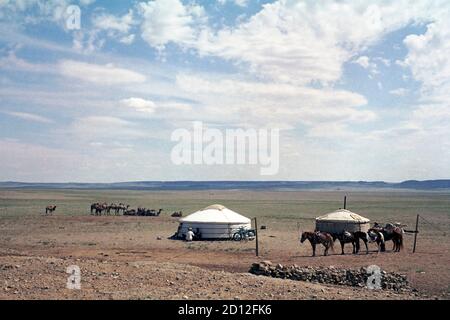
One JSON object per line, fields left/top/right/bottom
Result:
{"left": 300, "top": 231, "right": 334, "bottom": 257}
{"left": 45, "top": 205, "right": 56, "bottom": 215}
{"left": 369, "top": 224, "right": 404, "bottom": 252}
{"left": 333, "top": 231, "right": 369, "bottom": 255}
{"left": 367, "top": 229, "right": 386, "bottom": 252}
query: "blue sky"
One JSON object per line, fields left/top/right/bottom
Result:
{"left": 0, "top": 0, "right": 449, "bottom": 182}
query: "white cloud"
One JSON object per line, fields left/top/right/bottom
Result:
{"left": 234, "top": 0, "right": 249, "bottom": 7}
{"left": 353, "top": 56, "right": 378, "bottom": 74}
{"left": 374, "top": 57, "right": 391, "bottom": 67}
{"left": 190, "top": 1, "right": 442, "bottom": 85}
{"left": 120, "top": 97, "right": 192, "bottom": 115}
{"left": 120, "top": 97, "right": 157, "bottom": 113}
{"left": 93, "top": 10, "right": 135, "bottom": 34}
{"left": 175, "top": 73, "right": 374, "bottom": 130}
{"left": 389, "top": 88, "right": 409, "bottom": 96}
{"left": 306, "top": 123, "right": 354, "bottom": 139}
{"left": 217, "top": 0, "right": 248, "bottom": 7}
{"left": 0, "top": 51, "right": 51, "bottom": 73}
{"left": 120, "top": 34, "right": 136, "bottom": 45}
{"left": 79, "top": 0, "right": 95, "bottom": 6}
{"left": 146, "top": 0, "right": 447, "bottom": 89}
{"left": 58, "top": 60, "right": 146, "bottom": 85}
{"left": 354, "top": 56, "right": 370, "bottom": 69}
{"left": 3, "top": 111, "right": 53, "bottom": 123}
{"left": 403, "top": 20, "right": 450, "bottom": 96}
{"left": 138, "top": 0, "right": 206, "bottom": 50}
{"left": 72, "top": 30, "right": 105, "bottom": 54}
{"left": 0, "top": 0, "right": 91, "bottom": 26}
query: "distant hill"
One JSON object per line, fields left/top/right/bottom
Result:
{"left": 0, "top": 180, "right": 449, "bottom": 191}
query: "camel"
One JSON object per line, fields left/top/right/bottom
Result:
{"left": 171, "top": 211, "right": 183, "bottom": 217}
{"left": 45, "top": 205, "right": 56, "bottom": 215}
{"left": 93, "top": 203, "right": 108, "bottom": 216}
{"left": 147, "top": 208, "right": 163, "bottom": 216}
{"left": 90, "top": 203, "right": 98, "bottom": 215}
{"left": 124, "top": 209, "right": 136, "bottom": 216}
{"left": 107, "top": 203, "right": 118, "bottom": 215}
{"left": 117, "top": 204, "right": 129, "bottom": 215}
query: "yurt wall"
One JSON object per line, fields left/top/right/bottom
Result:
{"left": 315, "top": 221, "right": 370, "bottom": 234}
{"left": 178, "top": 222, "right": 250, "bottom": 239}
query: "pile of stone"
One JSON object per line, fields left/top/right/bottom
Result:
{"left": 249, "top": 261, "right": 412, "bottom": 292}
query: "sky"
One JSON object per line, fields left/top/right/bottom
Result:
{"left": 0, "top": 0, "right": 449, "bottom": 182}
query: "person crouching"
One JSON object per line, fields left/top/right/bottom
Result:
{"left": 185, "top": 227, "right": 195, "bottom": 242}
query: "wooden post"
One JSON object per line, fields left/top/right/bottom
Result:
{"left": 254, "top": 217, "right": 259, "bottom": 257}
{"left": 344, "top": 196, "right": 347, "bottom": 209}
{"left": 413, "top": 214, "right": 419, "bottom": 253}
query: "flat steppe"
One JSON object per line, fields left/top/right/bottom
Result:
{"left": 0, "top": 189, "right": 448, "bottom": 299}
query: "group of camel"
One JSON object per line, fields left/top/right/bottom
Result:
{"left": 124, "top": 207, "right": 162, "bottom": 216}
{"left": 44, "top": 203, "right": 182, "bottom": 217}
{"left": 300, "top": 223, "right": 405, "bottom": 257}
{"left": 89, "top": 202, "right": 183, "bottom": 217}
{"left": 90, "top": 203, "right": 129, "bottom": 216}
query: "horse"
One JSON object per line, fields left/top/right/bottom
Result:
{"left": 367, "top": 229, "right": 386, "bottom": 252}
{"left": 369, "top": 225, "right": 403, "bottom": 252}
{"left": 45, "top": 205, "right": 56, "bottom": 215}
{"left": 331, "top": 231, "right": 367, "bottom": 255}
{"left": 300, "top": 231, "right": 334, "bottom": 257}
{"left": 381, "top": 227, "right": 403, "bottom": 252}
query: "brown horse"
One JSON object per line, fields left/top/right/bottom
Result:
{"left": 300, "top": 231, "right": 334, "bottom": 256}
{"left": 45, "top": 205, "right": 56, "bottom": 215}
{"left": 332, "top": 231, "right": 369, "bottom": 255}
{"left": 382, "top": 227, "right": 404, "bottom": 252}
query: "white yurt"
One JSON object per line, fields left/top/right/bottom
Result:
{"left": 177, "top": 204, "right": 251, "bottom": 239}
{"left": 315, "top": 209, "right": 370, "bottom": 234}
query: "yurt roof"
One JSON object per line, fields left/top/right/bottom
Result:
{"left": 179, "top": 204, "right": 251, "bottom": 224}
{"left": 316, "top": 209, "right": 370, "bottom": 223}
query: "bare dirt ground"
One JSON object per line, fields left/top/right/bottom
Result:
{"left": 0, "top": 190, "right": 449, "bottom": 300}
{"left": 0, "top": 214, "right": 448, "bottom": 300}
